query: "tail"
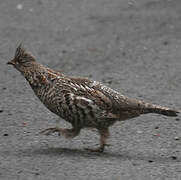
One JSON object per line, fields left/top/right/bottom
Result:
{"left": 144, "top": 103, "right": 179, "bottom": 117}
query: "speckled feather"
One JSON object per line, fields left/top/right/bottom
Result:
{"left": 8, "top": 45, "right": 179, "bottom": 152}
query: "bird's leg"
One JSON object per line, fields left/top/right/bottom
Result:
{"left": 85, "top": 128, "right": 110, "bottom": 153}
{"left": 40, "top": 127, "right": 80, "bottom": 138}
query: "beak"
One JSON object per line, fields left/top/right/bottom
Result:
{"left": 7, "top": 60, "right": 15, "bottom": 65}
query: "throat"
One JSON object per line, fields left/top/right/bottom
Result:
{"left": 22, "top": 64, "right": 63, "bottom": 89}
{"left": 24, "top": 71, "right": 49, "bottom": 88}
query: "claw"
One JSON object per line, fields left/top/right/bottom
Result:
{"left": 85, "top": 147, "right": 104, "bottom": 153}
{"left": 39, "top": 127, "right": 60, "bottom": 135}
{"left": 105, "top": 143, "right": 111, "bottom": 147}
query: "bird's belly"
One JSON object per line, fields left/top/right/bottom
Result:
{"left": 39, "top": 95, "right": 116, "bottom": 129}
{"left": 34, "top": 87, "right": 111, "bottom": 128}
{"left": 36, "top": 94, "right": 96, "bottom": 127}
{"left": 56, "top": 104, "right": 116, "bottom": 129}
{"left": 56, "top": 102, "right": 100, "bottom": 128}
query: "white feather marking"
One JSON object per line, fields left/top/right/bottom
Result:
{"left": 70, "top": 82, "right": 75, "bottom": 87}
{"left": 76, "top": 96, "right": 93, "bottom": 103}
{"left": 84, "top": 85, "right": 92, "bottom": 91}
{"left": 80, "top": 85, "right": 85, "bottom": 90}
{"left": 75, "top": 84, "right": 80, "bottom": 88}
{"left": 90, "top": 81, "right": 99, "bottom": 87}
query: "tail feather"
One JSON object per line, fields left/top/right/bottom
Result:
{"left": 153, "top": 108, "right": 179, "bottom": 117}
{"left": 144, "top": 103, "right": 179, "bottom": 117}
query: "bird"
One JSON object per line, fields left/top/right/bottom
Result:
{"left": 7, "top": 44, "right": 179, "bottom": 152}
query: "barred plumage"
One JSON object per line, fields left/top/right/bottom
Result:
{"left": 7, "top": 44, "right": 180, "bottom": 152}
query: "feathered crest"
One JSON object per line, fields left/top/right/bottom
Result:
{"left": 15, "top": 43, "right": 26, "bottom": 59}
{"left": 14, "top": 43, "right": 36, "bottom": 62}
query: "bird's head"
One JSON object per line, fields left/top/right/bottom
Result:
{"left": 7, "top": 44, "right": 36, "bottom": 73}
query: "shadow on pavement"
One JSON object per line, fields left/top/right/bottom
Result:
{"left": 18, "top": 146, "right": 180, "bottom": 163}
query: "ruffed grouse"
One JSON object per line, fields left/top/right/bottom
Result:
{"left": 7, "top": 44, "right": 179, "bottom": 152}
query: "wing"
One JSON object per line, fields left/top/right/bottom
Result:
{"left": 69, "top": 76, "right": 145, "bottom": 112}
{"left": 60, "top": 76, "right": 120, "bottom": 120}
{"left": 54, "top": 76, "right": 147, "bottom": 123}
{"left": 91, "top": 81, "right": 146, "bottom": 111}
{"left": 62, "top": 76, "right": 113, "bottom": 110}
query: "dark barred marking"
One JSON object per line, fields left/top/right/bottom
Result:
{"left": 10, "top": 45, "right": 179, "bottom": 152}
{"left": 87, "top": 105, "right": 95, "bottom": 119}
{"left": 75, "top": 104, "right": 86, "bottom": 120}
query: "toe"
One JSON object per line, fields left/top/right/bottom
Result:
{"left": 85, "top": 147, "right": 104, "bottom": 153}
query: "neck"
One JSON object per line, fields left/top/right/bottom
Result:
{"left": 22, "top": 62, "right": 64, "bottom": 88}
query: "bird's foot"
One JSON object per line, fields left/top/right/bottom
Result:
{"left": 85, "top": 147, "right": 104, "bottom": 153}
{"left": 39, "top": 127, "right": 80, "bottom": 138}
{"left": 85, "top": 144, "right": 107, "bottom": 153}
{"left": 85, "top": 143, "right": 111, "bottom": 153}
{"left": 39, "top": 126, "right": 62, "bottom": 136}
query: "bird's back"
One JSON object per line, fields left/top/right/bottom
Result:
{"left": 29, "top": 66, "right": 178, "bottom": 129}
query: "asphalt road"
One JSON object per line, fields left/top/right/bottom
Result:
{"left": 0, "top": 0, "right": 181, "bottom": 179}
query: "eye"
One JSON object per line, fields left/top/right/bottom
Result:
{"left": 18, "top": 57, "right": 26, "bottom": 63}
